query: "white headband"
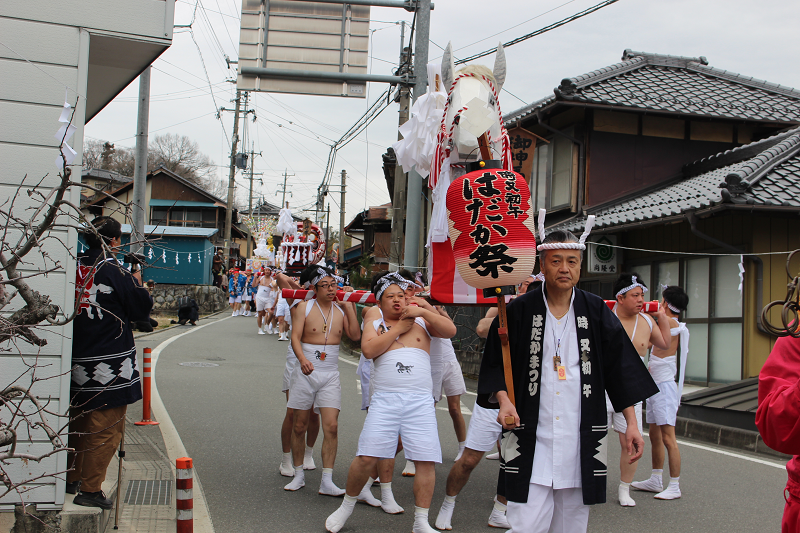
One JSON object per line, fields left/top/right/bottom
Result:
{"left": 536, "top": 208, "right": 596, "bottom": 251}
{"left": 665, "top": 301, "right": 681, "bottom": 313}
{"left": 615, "top": 275, "right": 649, "bottom": 298}
{"left": 374, "top": 272, "right": 421, "bottom": 300}
{"left": 306, "top": 267, "right": 343, "bottom": 289}
{"left": 531, "top": 273, "right": 545, "bottom": 283}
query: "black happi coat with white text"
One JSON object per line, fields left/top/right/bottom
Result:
{"left": 477, "top": 286, "right": 658, "bottom": 505}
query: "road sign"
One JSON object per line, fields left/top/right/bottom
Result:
{"left": 237, "top": 0, "right": 370, "bottom": 98}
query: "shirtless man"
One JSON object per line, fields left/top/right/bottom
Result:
{"left": 632, "top": 285, "right": 690, "bottom": 500}
{"left": 284, "top": 265, "right": 361, "bottom": 495}
{"left": 255, "top": 269, "right": 275, "bottom": 334}
{"left": 435, "top": 274, "right": 541, "bottom": 530}
{"left": 609, "top": 273, "right": 670, "bottom": 506}
{"left": 276, "top": 271, "right": 320, "bottom": 477}
{"left": 326, "top": 272, "right": 457, "bottom": 533}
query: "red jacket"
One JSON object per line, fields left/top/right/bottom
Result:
{"left": 756, "top": 336, "right": 800, "bottom": 488}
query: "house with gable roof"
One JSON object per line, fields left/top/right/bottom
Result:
{"left": 502, "top": 49, "right": 800, "bottom": 403}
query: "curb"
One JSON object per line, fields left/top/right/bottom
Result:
{"left": 675, "top": 416, "right": 790, "bottom": 461}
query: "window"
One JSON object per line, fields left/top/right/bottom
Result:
{"left": 529, "top": 130, "right": 574, "bottom": 211}
{"left": 630, "top": 255, "right": 743, "bottom": 386}
{"left": 151, "top": 207, "right": 169, "bottom": 225}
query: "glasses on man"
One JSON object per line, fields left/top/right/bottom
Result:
{"left": 317, "top": 282, "right": 336, "bottom": 290}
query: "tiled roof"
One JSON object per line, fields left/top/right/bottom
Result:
{"left": 504, "top": 50, "right": 800, "bottom": 125}
{"left": 550, "top": 127, "right": 800, "bottom": 234}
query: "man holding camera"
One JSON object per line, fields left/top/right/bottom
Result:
{"left": 67, "top": 217, "right": 153, "bottom": 508}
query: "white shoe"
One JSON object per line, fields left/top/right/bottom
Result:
{"left": 356, "top": 483, "right": 381, "bottom": 507}
{"left": 654, "top": 485, "right": 681, "bottom": 500}
{"left": 402, "top": 460, "right": 416, "bottom": 477}
{"left": 319, "top": 478, "right": 346, "bottom": 497}
{"left": 258, "top": 328, "right": 266, "bottom": 335}
{"left": 380, "top": 489, "right": 404, "bottom": 514}
{"left": 485, "top": 452, "right": 500, "bottom": 460}
{"left": 618, "top": 484, "right": 636, "bottom": 507}
{"left": 303, "top": 451, "right": 316, "bottom": 470}
{"left": 325, "top": 497, "right": 356, "bottom": 533}
{"left": 487, "top": 508, "right": 510, "bottom": 528}
{"left": 435, "top": 500, "right": 454, "bottom": 530}
{"left": 412, "top": 517, "right": 437, "bottom": 533}
{"left": 279, "top": 458, "right": 294, "bottom": 477}
{"left": 231, "top": 311, "right": 236, "bottom": 317}
{"left": 632, "top": 476, "right": 663, "bottom": 493}
{"left": 266, "top": 324, "right": 273, "bottom": 334}
{"left": 284, "top": 470, "right": 305, "bottom": 491}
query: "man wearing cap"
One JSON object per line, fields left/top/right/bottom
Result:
{"left": 607, "top": 273, "right": 670, "bottom": 506}
{"left": 478, "top": 212, "right": 658, "bottom": 533}
{"left": 284, "top": 265, "right": 361, "bottom": 496}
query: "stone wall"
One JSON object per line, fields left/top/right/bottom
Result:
{"left": 149, "top": 284, "right": 227, "bottom": 314}
{"left": 456, "top": 349, "right": 482, "bottom": 379}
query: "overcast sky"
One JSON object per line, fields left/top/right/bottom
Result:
{"left": 84, "top": 0, "right": 800, "bottom": 226}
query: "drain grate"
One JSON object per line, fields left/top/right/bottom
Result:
{"left": 124, "top": 479, "right": 172, "bottom": 505}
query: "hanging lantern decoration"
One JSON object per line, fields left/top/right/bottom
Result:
{"left": 162, "top": 250, "right": 166, "bottom": 263}
{"left": 188, "top": 253, "right": 192, "bottom": 263}
{"left": 446, "top": 167, "right": 537, "bottom": 289}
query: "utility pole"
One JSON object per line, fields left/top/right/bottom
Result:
{"left": 339, "top": 169, "right": 346, "bottom": 267}
{"left": 132, "top": 66, "right": 150, "bottom": 254}
{"left": 402, "top": 0, "right": 431, "bottom": 273}
{"left": 276, "top": 169, "right": 294, "bottom": 206}
{"left": 390, "top": 20, "right": 410, "bottom": 272}
{"left": 222, "top": 90, "right": 243, "bottom": 270}
{"left": 246, "top": 143, "right": 263, "bottom": 258}
{"left": 325, "top": 203, "right": 331, "bottom": 259}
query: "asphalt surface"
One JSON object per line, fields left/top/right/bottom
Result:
{"left": 146, "top": 313, "right": 788, "bottom": 533}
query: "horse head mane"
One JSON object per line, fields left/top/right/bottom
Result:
{"left": 453, "top": 64, "right": 495, "bottom": 88}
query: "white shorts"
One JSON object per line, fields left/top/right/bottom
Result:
{"left": 286, "top": 368, "right": 341, "bottom": 411}
{"left": 229, "top": 295, "right": 242, "bottom": 303}
{"left": 282, "top": 347, "right": 298, "bottom": 393}
{"left": 606, "top": 394, "right": 643, "bottom": 434}
{"left": 646, "top": 380, "right": 679, "bottom": 426}
{"left": 243, "top": 294, "right": 252, "bottom": 301}
{"left": 256, "top": 297, "right": 274, "bottom": 312}
{"left": 276, "top": 298, "right": 290, "bottom": 318}
{"left": 357, "top": 392, "right": 441, "bottom": 462}
{"left": 507, "top": 484, "right": 589, "bottom": 533}
{"left": 465, "top": 402, "right": 502, "bottom": 452}
{"left": 439, "top": 359, "right": 467, "bottom": 398}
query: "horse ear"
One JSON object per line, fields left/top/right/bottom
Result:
{"left": 493, "top": 43, "right": 507, "bottom": 93}
{"left": 441, "top": 41, "right": 455, "bottom": 93}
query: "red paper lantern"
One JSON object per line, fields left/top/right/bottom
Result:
{"left": 446, "top": 168, "right": 537, "bottom": 289}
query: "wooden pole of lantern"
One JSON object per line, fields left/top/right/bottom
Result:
{"left": 478, "top": 133, "right": 493, "bottom": 161}
{"left": 494, "top": 290, "right": 517, "bottom": 426}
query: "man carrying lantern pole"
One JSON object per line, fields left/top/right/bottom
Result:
{"left": 478, "top": 210, "right": 658, "bottom": 533}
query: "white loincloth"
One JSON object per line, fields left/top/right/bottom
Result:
{"left": 286, "top": 366, "right": 341, "bottom": 411}
{"left": 507, "top": 484, "right": 589, "bottom": 533}
{"left": 356, "top": 354, "right": 372, "bottom": 411}
{"left": 646, "top": 355, "right": 680, "bottom": 426}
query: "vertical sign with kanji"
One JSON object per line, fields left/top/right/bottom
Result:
{"left": 507, "top": 128, "right": 538, "bottom": 183}
{"left": 446, "top": 168, "right": 537, "bottom": 289}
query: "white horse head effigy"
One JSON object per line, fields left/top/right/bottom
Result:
{"left": 426, "top": 43, "right": 516, "bottom": 304}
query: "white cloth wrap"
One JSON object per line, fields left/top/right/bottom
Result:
{"left": 276, "top": 208, "right": 295, "bottom": 236}
{"left": 371, "top": 346, "right": 432, "bottom": 395}
{"left": 282, "top": 344, "right": 297, "bottom": 392}
{"left": 356, "top": 354, "right": 372, "bottom": 411}
{"left": 465, "top": 401, "right": 502, "bottom": 452}
{"left": 671, "top": 322, "right": 690, "bottom": 398}
{"left": 649, "top": 355, "right": 677, "bottom": 384}
{"left": 302, "top": 343, "right": 339, "bottom": 373}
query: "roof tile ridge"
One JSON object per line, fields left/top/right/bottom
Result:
{"left": 688, "top": 63, "right": 800, "bottom": 99}
{"left": 732, "top": 131, "right": 800, "bottom": 184}
{"left": 684, "top": 127, "right": 800, "bottom": 176}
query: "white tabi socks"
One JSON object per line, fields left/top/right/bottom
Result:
{"left": 326, "top": 494, "right": 357, "bottom": 533}
{"left": 412, "top": 506, "right": 437, "bottom": 533}
{"left": 380, "top": 482, "right": 404, "bottom": 514}
{"left": 319, "top": 468, "right": 346, "bottom": 497}
{"left": 487, "top": 497, "right": 510, "bottom": 528}
{"left": 356, "top": 477, "right": 381, "bottom": 507}
{"left": 283, "top": 466, "right": 305, "bottom": 491}
{"left": 632, "top": 469, "right": 663, "bottom": 493}
{"left": 454, "top": 441, "right": 466, "bottom": 462}
{"left": 618, "top": 481, "right": 636, "bottom": 507}
{"left": 304, "top": 446, "right": 316, "bottom": 470}
{"left": 435, "top": 495, "right": 457, "bottom": 530}
{"left": 655, "top": 477, "right": 681, "bottom": 500}
{"left": 279, "top": 452, "right": 294, "bottom": 477}
{"left": 402, "top": 460, "right": 416, "bottom": 477}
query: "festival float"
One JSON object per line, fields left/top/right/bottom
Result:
{"left": 275, "top": 202, "right": 326, "bottom": 273}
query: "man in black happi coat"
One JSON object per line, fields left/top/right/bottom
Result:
{"left": 478, "top": 223, "right": 657, "bottom": 533}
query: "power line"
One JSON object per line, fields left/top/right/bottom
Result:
{"left": 455, "top": 0, "right": 621, "bottom": 65}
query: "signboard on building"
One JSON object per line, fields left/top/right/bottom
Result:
{"left": 587, "top": 235, "right": 619, "bottom": 274}
{"left": 507, "top": 127, "right": 538, "bottom": 182}
{"left": 237, "top": 0, "right": 370, "bottom": 98}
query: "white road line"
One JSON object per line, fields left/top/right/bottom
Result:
{"left": 675, "top": 438, "right": 786, "bottom": 469}
{"left": 150, "top": 316, "right": 232, "bottom": 533}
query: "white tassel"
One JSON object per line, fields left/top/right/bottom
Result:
{"left": 578, "top": 215, "right": 596, "bottom": 246}
{"left": 538, "top": 208, "right": 547, "bottom": 241}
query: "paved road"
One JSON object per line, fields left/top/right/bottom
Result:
{"left": 148, "top": 313, "right": 787, "bottom": 533}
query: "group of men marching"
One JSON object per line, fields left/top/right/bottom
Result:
{"left": 271, "top": 225, "right": 690, "bottom": 533}
{"left": 227, "top": 267, "right": 294, "bottom": 340}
